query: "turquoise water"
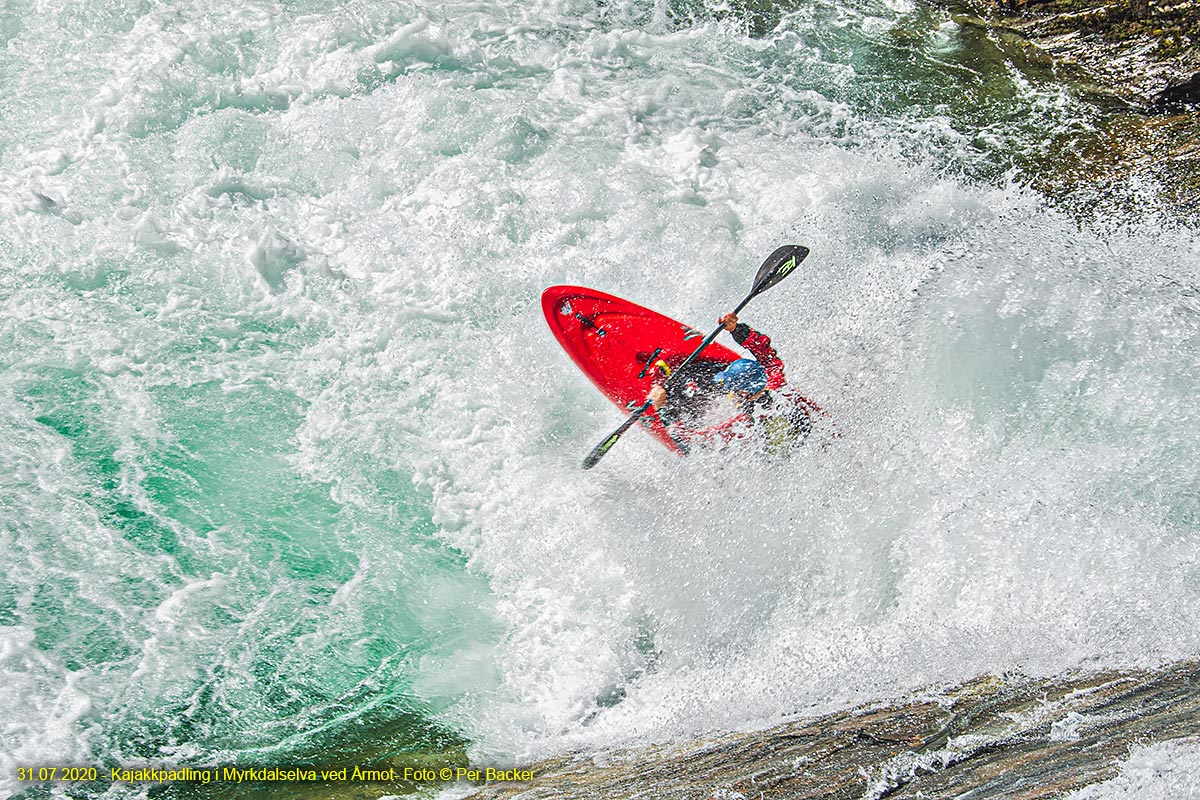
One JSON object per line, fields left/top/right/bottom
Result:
{"left": 2, "top": 0, "right": 1198, "bottom": 797}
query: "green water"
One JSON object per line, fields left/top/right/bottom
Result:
{"left": 1, "top": 1, "right": 1198, "bottom": 798}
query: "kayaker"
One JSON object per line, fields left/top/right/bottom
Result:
{"left": 645, "top": 313, "right": 818, "bottom": 454}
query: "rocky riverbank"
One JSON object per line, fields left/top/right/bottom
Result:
{"left": 957, "top": 0, "right": 1197, "bottom": 106}
{"left": 455, "top": 660, "right": 1200, "bottom": 800}
{"left": 98, "top": 661, "right": 1199, "bottom": 800}
{"left": 950, "top": 0, "right": 1200, "bottom": 211}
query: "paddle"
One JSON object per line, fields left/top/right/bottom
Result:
{"left": 581, "top": 244, "right": 809, "bottom": 469}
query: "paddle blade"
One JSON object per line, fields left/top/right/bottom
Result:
{"left": 750, "top": 244, "right": 809, "bottom": 298}
{"left": 581, "top": 434, "right": 619, "bottom": 469}
{"left": 582, "top": 401, "right": 652, "bottom": 469}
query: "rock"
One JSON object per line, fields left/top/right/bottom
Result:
{"left": 949, "top": 0, "right": 1200, "bottom": 214}
{"left": 458, "top": 660, "right": 1200, "bottom": 800}
{"left": 957, "top": 0, "right": 1200, "bottom": 107}
{"left": 1156, "top": 71, "right": 1200, "bottom": 109}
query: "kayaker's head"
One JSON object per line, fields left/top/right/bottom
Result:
{"left": 714, "top": 359, "right": 767, "bottom": 399}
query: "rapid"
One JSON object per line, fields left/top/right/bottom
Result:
{"left": 1, "top": 0, "right": 1197, "bottom": 796}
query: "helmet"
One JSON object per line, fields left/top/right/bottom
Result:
{"left": 713, "top": 359, "right": 767, "bottom": 394}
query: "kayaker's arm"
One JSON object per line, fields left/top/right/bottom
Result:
{"left": 644, "top": 384, "right": 680, "bottom": 428}
{"left": 723, "top": 314, "right": 787, "bottom": 390}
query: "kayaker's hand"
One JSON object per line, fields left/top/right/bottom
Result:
{"left": 719, "top": 313, "right": 738, "bottom": 331}
{"left": 646, "top": 385, "right": 667, "bottom": 408}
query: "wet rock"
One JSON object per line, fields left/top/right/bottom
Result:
{"left": 949, "top": 0, "right": 1199, "bottom": 214}
{"left": 957, "top": 0, "right": 1200, "bottom": 107}
{"left": 459, "top": 660, "right": 1200, "bottom": 800}
{"left": 1156, "top": 71, "right": 1200, "bottom": 109}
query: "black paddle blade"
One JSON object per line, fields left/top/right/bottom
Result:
{"left": 750, "top": 244, "right": 809, "bottom": 298}
{"left": 581, "top": 434, "right": 619, "bottom": 469}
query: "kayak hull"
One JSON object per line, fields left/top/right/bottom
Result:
{"left": 541, "top": 285, "right": 740, "bottom": 454}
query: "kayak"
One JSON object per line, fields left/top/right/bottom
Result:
{"left": 541, "top": 285, "right": 741, "bottom": 455}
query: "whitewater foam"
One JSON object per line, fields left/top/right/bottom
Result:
{"left": 0, "top": 1, "right": 1197, "bottom": 797}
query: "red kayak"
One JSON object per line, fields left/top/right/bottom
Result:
{"left": 542, "top": 286, "right": 741, "bottom": 455}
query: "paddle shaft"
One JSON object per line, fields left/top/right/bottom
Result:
{"left": 581, "top": 291, "right": 756, "bottom": 468}
{"left": 579, "top": 244, "right": 808, "bottom": 470}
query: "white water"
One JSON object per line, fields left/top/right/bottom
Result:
{"left": 1, "top": 0, "right": 1198, "bottom": 794}
{"left": 1067, "top": 738, "right": 1200, "bottom": 800}
{"left": 439, "top": 189, "right": 1200, "bottom": 757}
